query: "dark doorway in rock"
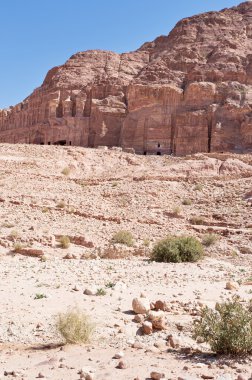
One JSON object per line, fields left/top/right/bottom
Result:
{"left": 157, "top": 143, "right": 161, "bottom": 148}
{"left": 143, "top": 151, "right": 147, "bottom": 155}
{"left": 48, "top": 142, "right": 51, "bottom": 145}
{"left": 54, "top": 140, "right": 67, "bottom": 146}
{"left": 157, "top": 152, "right": 161, "bottom": 156}
{"left": 69, "top": 141, "right": 72, "bottom": 146}
{"left": 40, "top": 142, "right": 44, "bottom": 145}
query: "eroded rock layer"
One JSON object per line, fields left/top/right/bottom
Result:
{"left": 1, "top": 2, "right": 252, "bottom": 155}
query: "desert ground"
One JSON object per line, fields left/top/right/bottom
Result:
{"left": 0, "top": 144, "right": 251, "bottom": 380}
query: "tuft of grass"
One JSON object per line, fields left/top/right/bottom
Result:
{"left": 56, "top": 308, "right": 95, "bottom": 344}
{"left": 13, "top": 242, "right": 23, "bottom": 252}
{"left": 96, "top": 288, "right": 106, "bottom": 296}
{"left": 182, "top": 198, "right": 192, "bottom": 206}
{"left": 151, "top": 236, "right": 204, "bottom": 263}
{"left": 2, "top": 222, "right": 15, "bottom": 228}
{"left": 202, "top": 233, "right": 218, "bottom": 247}
{"left": 190, "top": 216, "right": 205, "bottom": 225}
{"left": 171, "top": 206, "right": 182, "bottom": 217}
{"left": 111, "top": 230, "right": 134, "bottom": 247}
{"left": 194, "top": 184, "right": 203, "bottom": 191}
{"left": 193, "top": 298, "right": 252, "bottom": 355}
{"left": 9, "top": 230, "right": 20, "bottom": 241}
{"left": 34, "top": 293, "right": 47, "bottom": 300}
{"left": 105, "top": 282, "right": 116, "bottom": 289}
{"left": 61, "top": 167, "right": 71, "bottom": 176}
{"left": 59, "top": 236, "right": 70, "bottom": 249}
{"left": 143, "top": 238, "right": 150, "bottom": 247}
{"left": 57, "top": 200, "right": 66, "bottom": 209}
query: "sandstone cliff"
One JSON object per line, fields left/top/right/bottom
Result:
{"left": 1, "top": 1, "right": 252, "bottom": 155}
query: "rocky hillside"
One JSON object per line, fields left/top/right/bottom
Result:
{"left": 0, "top": 2, "right": 252, "bottom": 155}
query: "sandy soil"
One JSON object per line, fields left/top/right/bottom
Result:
{"left": 0, "top": 144, "right": 251, "bottom": 380}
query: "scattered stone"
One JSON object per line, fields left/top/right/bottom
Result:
{"left": 84, "top": 288, "right": 97, "bottom": 296}
{"left": 154, "top": 300, "right": 169, "bottom": 311}
{"left": 142, "top": 321, "right": 153, "bottom": 335}
{"left": 117, "top": 360, "right": 127, "bottom": 369}
{"left": 133, "top": 314, "right": 145, "bottom": 323}
{"left": 150, "top": 371, "right": 165, "bottom": 380}
{"left": 132, "top": 297, "right": 150, "bottom": 314}
{"left": 113, "top": 351, "right": 124, "bottom": 359}
{"left": 225, "top": 281, "right": 239, "bottom": 291}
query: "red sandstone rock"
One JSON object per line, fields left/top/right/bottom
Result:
{"left": 1, "top": 2, "right": 252, "bottom": 155}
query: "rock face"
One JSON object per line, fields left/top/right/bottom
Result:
{"left": 1, "top": 2, "right": 252, "bottom": 155}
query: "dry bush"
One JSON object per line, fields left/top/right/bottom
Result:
{"left": 61, "top": 167, "right": 71, "bottom": 176}
{"left": 111, "top": 230, "right": 134, "bottom": 247}
{"left": 59, "top": 236, "right": 70, "bottom": 249}
{"left": 56, "top": 308, "right": 94, "bottom": 344}
{"left": 202, "top": 233, "right": 218, "bottom": 247}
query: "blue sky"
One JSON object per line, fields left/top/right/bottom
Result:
{"left": 0, "top": 0, "right": 239, "bottom": 108}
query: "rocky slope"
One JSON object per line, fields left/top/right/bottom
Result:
{"left": 1, "top": 2, "right": 252, "bottom": 155}
{"left": 0, "top": 145, "right": 252, "bottom": 379}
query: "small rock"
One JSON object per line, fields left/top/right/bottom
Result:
{"left": 152, "top": 317, "right": 167, "bottom": 330}
{"left": 132, "top": 297, "right": 150, "bottom": 314}
{"left": 142, "top": 321, "right": 153, "bottom": 335}
{"left": 167, "top": 335, "right": 180, "bottom": 348}
{"left": 155, "top": 300, "right": 169, "bottom": 311}
{"left": 84, "top": 288, "right": 97, "bottom": 296}
{"left": 133, "top": 314, "right": 145, "bottom": 323}
{"left": 150, "top": 371, "right": 165, "bottom": 380}
{"left": 117, "top": 360, "right": 127, "bottom": 369}
{"left": 114, "top": 352, "right": 124, "bottom": 359}
{"left": 225, "top": 281, "right": 239, "bottom": 291}
{"left": 37, "top": 373, "right": 45, "bottom": 379}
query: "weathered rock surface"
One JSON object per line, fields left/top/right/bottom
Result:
{"left": 1, "top": 2, "right": 252, "bottom": 155}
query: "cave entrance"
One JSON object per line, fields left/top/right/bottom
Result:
{"left": 157, "top": 152, "right": 161, "bottom": 156}
{"left": 143, "top": 151, "right": 147, "bottom": 155}
{"left": 54, "top": 140, "right": 67, "bottom": 146}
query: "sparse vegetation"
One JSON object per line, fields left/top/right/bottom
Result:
{"left": 34, "top": 293, "right": 47, "bottom": 300}
{"left": 190, "top": 216, "right": 205, "bottom": 225}
{"left": 2, "top": 222, "right": 15, "bottom": 228}
{"left": 143, "top": 238, "right": 150, "bottom": 247}
{"left": 96, "top": 288, "right": 106, "bottom": 296}
{"left": 194, "top": 184, "right": 203, "bottom": 191}
{"left": 171, "top": 205, "right": 182, "bottom": 217}
{"left": 57, "top": 200, "right": 66, "bottom": 209}
{"left": 193, "top": 298, "right": 252, "bottom": 355}
{"left": 105, "top": 282, "right": 116, "bottom": 289}
{"left": 111, "top": 230, "right": 134, "bottom": 247}
{"left": 202, "top": 233, "right": 218, "bottom": 247}
{"left": 9, "top": 229, "right": 20, "bottom": 241}
{"left": 59, "top": 236, "right": 70, "bottom": 249}
{"left": 151, "top": 236, "right": 204, "bottom": 263}
{"left": 182, "top": 198, "right": 192, "bottom": 206}
{"left": 13, "top": 242, "right": 23, "bottom": 252}
{"left": 61, "top": 167, "right": 71, "bottom": 176}
{"left": 56, "top": 308, "right": 95, "bottom": 344}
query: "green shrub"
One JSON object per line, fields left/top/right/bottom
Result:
{"left": 59, "top": 236, "right": 70, "bottom": 249}
{"left": 193, "top": 298, "right": 252, "bottom": 355}
{"left": 151, "top": 236, "right": 203, "bottom": 263}
{"left": 202, "top": 233, "right": 218, "bottom": 247}
{"left": 56, "top": 308, "right": 94, "bottom": 344}
{"left": 111, "top": 230, "right": 134, "bottom": 247}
